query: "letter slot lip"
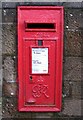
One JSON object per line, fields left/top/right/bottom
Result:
{"left": 24, "top": 38, "right": 58, "bottom": 41}
{"left": 25, "top": 21, "right": 56, "bottom": 32}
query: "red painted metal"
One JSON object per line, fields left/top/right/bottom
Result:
{"left": 18, "top": 6, "right": 64, "bottom": 112}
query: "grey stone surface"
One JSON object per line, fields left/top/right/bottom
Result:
{"left": 82, "top": 1, "right": 83, "bottom": 7}
{"left": 2, "top": 97, "right": 17, "bottom": 118}
{"left": 0, "top": 91, "right": 2, "bottom": 97}
{"left": 72, "top": 81, "right": 81, "bottom": 99}
{"left": 0, "top": 1, "right": 2, "bottom": 9}
{"left": 0, "top": 24, "right": 2, "bottom": 41}
{"left": 0, "top": 73, "right": 2, "bottom": 85}
{"left": 0, "top": 60, "right": 2, "bottom": 95}
{"left": 2, "top": 23, "right": 16, "bottom": 55}
{"left": 2, "top": 2, "right": 63, "bottom": 8}
{"left": 62, "top": 100, "right": 81, "bottom": 116}
{"left": 2, "top": 2, "right": 16, "bottom": 8}
{"left": 0, "top": 41, "right": 2, "bottom": 55}
{"left": 81, "top": 100, "right": 83, "bottom": 116}
{"left": 63, "top": 2, "right": 82, "bottom": 8}
{"left": 0, "top": 97, "right": 2, "bottom": 120}
{"left": 3, "top": 81, "right": 17, "bottom": 97}
{"left": 63, "top": 80, "right": 72, "bottom": 99}
{"left": 2, "top": 9, "right": 16, "bottom": 23}
{"left": 81, "top": 81, "right": 83, "bottom": 100}
{"left": 64, "top": 31, "right": 82, "bottom": 57}
{"left": 65, "top": 9, "right": 83, "bottom": 30}
{"left": 63, "top": 57, "right": 81, "bottom": 81}
{"left": 32, "top": 113, "right": 53, "bottom": 118}
{"left": 0, "top": 9, "right": 2, "bottom": 23}
{"left": 3, "top": 56, "right": 16, "bottom": 82}
{"left": 0, "top": 56, "right": 2, "bottom": 70}
{"left": 2, "top": 2, "right": 83, "bottom": 8}
{"left": 63, "top": 80, "right": 81, "bottom": 99}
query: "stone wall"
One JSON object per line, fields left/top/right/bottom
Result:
{"left": 1, "top": 2, "right": 83, "bottom": 119}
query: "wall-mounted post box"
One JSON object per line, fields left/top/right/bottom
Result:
{"left": 18, "top": 6, "right": 63, "bottom": 112}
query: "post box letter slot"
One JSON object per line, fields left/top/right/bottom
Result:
{"left": 25, "top": 22, "right": 56, "bottom": 31}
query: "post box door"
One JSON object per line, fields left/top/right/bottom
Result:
{"left": 24, "top": 39, "right": 56, "bottom": 105}
{"left": 18, "top": 6, "right": 63, "bottom": 112}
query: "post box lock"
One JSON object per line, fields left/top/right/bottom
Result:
{"left": 18, "top": 6, "right": 64, "bottom": 112}
{"left": 30, "top": 76, "right": 32, "bottom": 81}
{"left": 38, "top": 40, "right": 43, "bottom": 46}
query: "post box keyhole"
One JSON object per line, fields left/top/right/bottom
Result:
{"left": 30, "top": 76, "right": 32, "bottom": 80}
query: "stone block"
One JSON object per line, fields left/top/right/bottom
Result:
{"left": 68, "top": 117, "right": 82, "bottom": 120}
{"left": 2, "top": 9, "right": 16, "bottom": 23}
{"left": 0, "top": 2, "right": 2, "bottom": 9}
{"left": 2, "top": 2, "right": 83, "bottom": 9}
{"left": 2, "top": 1, "right": 63, "bottom": 9}
{"left": 0, "top": 9, "right": 2, "bottom": 23}
{"left": 32, "top": 113, "right": 53, "bottom": 118}
{"left": 0, "top": 97, "right": 2, "bottom": 120}
{"left": 14, "top": 112, "right": 32, "bottom": 119}
{"left": 72, "top": 81, "right": 81, "bottom": 99}
{"left": 2, "top": 23, "right": 16, "bottom": 55}
{"left": 2, "top": 97, "right": 17, "bottom": 118}
{"left": 63, "top": 80, "right": 72, "bottom": 99}
{"left": 63, "top": 57, "right": 81, "bottom": 81}
{"left": 81, "top": 81, "right": 83, "bottom": 99}
{"left": 52, "top": 118, "right": 69, "bottom": 120}
{"left": 2, "top": 2, "right": 16, "bottom": 8}
{"left": 15, "top": 112, "right": 53, "bottom": 118}
{"left": 0, "top": 84, "right": 2, "bottom": 96}
{"left": 63, "top": 80, "right": 81, "bottom": 99}
{"left": 0, "top": 24, "right": 2, "bottom": 41}
{"left": 3, "top": 56, "right": 16, "bottom": 82}
{"left": 65, "top": 9, "right": 83, "bottom": 30}
{"left": 61, "top": 100, "right": 81, "bottom": 116}
{"left": 64, "top": 31, "right": 82, "bottom": 57}
{"left": 3, "top": 81, "right": 17, "bottom": 97}
{"left": 0, "top": 56, "right": 2, "bottom": 69}
{"left": 63, "top": 2, "right": 82, "bottom": 8}
{"left": 0, "top": 41, "right": 2, "bottom": 56}
{"left": 82, "top": 1, "right": 83, "bottom": 7}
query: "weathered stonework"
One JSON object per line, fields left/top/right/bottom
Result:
{"left": 64, "top": 31, "right": 82, "bottom": 57}
{"left": 64, "top": 57, "right": 81, "bottom": 81}
{"left": 2, "top": 23, "right": 16, "bottom": 55}
{"left": 2, "top": 9, "right": 16, "bottom": 23}
{"left": 61, "top": 100, "right": 81, "bottom": 116}
{"left": 63, "top": 80, "right": 81, "bottom": 99}
{"left": 2, "top": 97, "right": 17, "bottom": 118}
{"left": 65, "top": 9, "right": 83, "bottom": 30}
{"left": 3, "top": 81, "right": 17, "bottom": 97}
{"left": 3, "top": 56, "right": 16, "bottom": 82}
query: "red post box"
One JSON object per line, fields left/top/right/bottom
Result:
{"left": 18, "top": 6, "right": 64, "bottom": 112}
